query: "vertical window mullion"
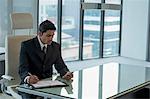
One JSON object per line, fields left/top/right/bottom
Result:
{"left": 37, "top": 0, "right": 39, "bottom": 32}
{"left": 79, "top": 0, "right": 84, "bottom": 61}
{"left": 99, "top": 0, "right": 105, "bottom": 58}
{"left": 118, "top": 0, "right": 123, "bottom": 56}
{"left": 100, "top": 10, "right": 105, "bottom": 58}
{"left": 57, "top": 0, "right": 62, "bottom": 45}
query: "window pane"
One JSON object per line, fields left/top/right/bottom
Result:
{"left": 103, "top": 10, "right": 120, "bottom": 57}
{"left": 13, "top": 0, "right": 38, "bottom": 35}
{"left": 0, "top": 0, "right": 8, "bottom": 47}
{"left": 39, "top": 0, "right": 58, "bottom": 41}
{"left": 105, "top": 0, "right": 121, "bottom": 4}
{"left": 84, "top": 0, "right": 101, "bottom": 3}
{"left": 0, "top": 0, "right": 37, "bottom": 47}
{"left": 83, "top": 10, "right": 101, "bottom": 59}
{"left": 61, "top": 0, "right": 80, "bottom": 61}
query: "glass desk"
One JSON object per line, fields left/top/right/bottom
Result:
{"left": 17, "top": 62, "right": 150, "bottom": 99}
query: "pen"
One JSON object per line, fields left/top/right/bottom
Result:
{"left": 28, "top": 72, "right": 32, "bottom": 76}
{"left": 28, "top": 72, "right": 39, "bottom": 81}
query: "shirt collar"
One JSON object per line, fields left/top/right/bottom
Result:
{"left": 37, "top": 35, "right": 47, "bottom": 50}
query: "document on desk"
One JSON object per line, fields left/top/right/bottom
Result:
{"left": 31, "top": 80, "right": 67, "bottom": 89}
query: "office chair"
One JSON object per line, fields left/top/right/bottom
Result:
{"left": 0, "top": 13, "right": 35, "bottom": 99}
{"left": 11, "top": 13, "right": 33, "bottom": 35}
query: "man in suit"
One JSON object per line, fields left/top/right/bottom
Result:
{"left": 18, "top": 20, "right": 73, "bottom": 98}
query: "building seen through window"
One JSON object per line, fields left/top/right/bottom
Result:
{"left": 39, "top": 0, "right": 122, "bottom": 60}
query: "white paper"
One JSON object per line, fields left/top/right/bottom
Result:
{"left": 32, "top": 80, "right": 66, "bottom": 88}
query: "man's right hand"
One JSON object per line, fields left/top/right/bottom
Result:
{"left": 27, "top": 75, "right": 39, "bottom": 84}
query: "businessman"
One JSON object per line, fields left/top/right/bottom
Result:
{"left": 18, "top": 20, "right": 73, "bottom": 98}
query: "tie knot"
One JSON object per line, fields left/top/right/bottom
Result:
{"left": 42, "top": 46, "right": 46, "bottom": 53}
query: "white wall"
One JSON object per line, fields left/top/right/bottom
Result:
{"left": 121, "top": 0, "right": 149, "bottom": 60}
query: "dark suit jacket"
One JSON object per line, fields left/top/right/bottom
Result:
{"left": 19, "top": 36, "right": 69, "bottom": 84}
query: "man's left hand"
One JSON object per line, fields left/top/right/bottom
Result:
{"left": 62, "top": 72, "right": 73, "bottom": 80}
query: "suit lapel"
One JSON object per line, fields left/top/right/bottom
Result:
{"left": 33, "top": 37, "right": 41, "bottom": 50}
{"left": 33, "top": 37, "right": 45, "bottom": 61}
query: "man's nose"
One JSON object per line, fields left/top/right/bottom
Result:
{"left": 49, "top": 36, "right": 53, "bottom": 40}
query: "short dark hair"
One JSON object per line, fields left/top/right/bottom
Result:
{"left": 39, "top": 20, "right": 56, "bottom": 33}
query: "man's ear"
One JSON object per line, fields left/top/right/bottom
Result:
{"left": 38, "top": 32, "right": 43, "bottom": 36}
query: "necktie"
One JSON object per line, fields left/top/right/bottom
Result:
{"left": 42, "top": 46, "right": 46, "bottom": 53}
{"left": 42, "top": 46, "right": 46, "bottom": 72}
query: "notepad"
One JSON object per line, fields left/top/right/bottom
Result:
{"left": 31, "top": 80, "right": 67, "bottom": 89}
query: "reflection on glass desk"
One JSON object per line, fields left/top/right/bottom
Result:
{"left": 17, "top": 62, "right": 150, "bottom": 99}
{"left": 108, "top": 80, "right": 150, "bottom": 99}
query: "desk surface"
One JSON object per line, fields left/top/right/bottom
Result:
{"left": 17, "top": 62, "right": 150, "bottom": 99}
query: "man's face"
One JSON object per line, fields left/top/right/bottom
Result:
{"left": 39, "top": 30, "right": 55, "bottom": 45}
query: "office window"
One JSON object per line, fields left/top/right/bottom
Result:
{"left": 82, "top": 0, "right": 122, "bottom": 59}
{"left": 13, "top": 0, "right": 37, "bottom": 35}
{"left": 0, "top": 0, "right": 37, "bottom": 47}
{"left": 105, "top": 0, "right": 121, "bottom": 4}
{"left": 39, "top": 0, "right": 58, "bottom": 41}
{"left": 0, "top": 0, "right": 9, "bottom": 47}
{"left": 39, "top": 0, "right": 80, "bottom": 61}
{"left": 39, "top": 0, "right": 122, "bottom": 61}
{"left": 61, "top": 0, "right": 80, "bottom": 61}
{"left": 83, "top": 10, "right": 101, "bottom": 59}
{"left": 103, "top": 10, "right": 120, "bottom": 57}
{"left": 84, "top": 0, "right": 101, "bottom": 3}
